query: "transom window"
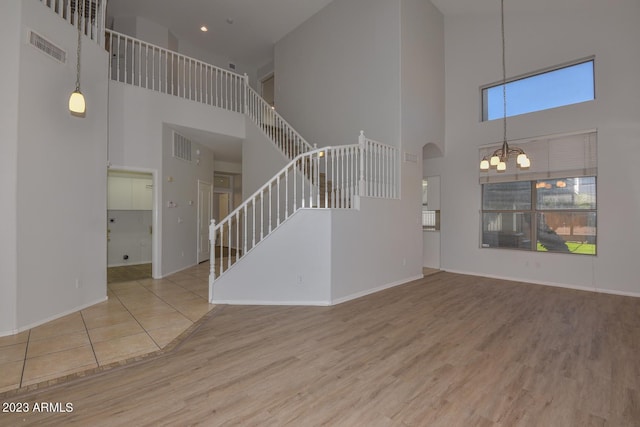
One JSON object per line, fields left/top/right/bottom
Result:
{"left": 482, "top": 58, "right": 595, "bottom": 121}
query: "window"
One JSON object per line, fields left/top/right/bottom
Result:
{"left": 482, "top": 58, "right": 594, "bottom": 121}
{"left": 481, "top": 177, "right": 596, "bottom": 254}
{"left": 422, "top": 178, "right": 440, "bottom": 231}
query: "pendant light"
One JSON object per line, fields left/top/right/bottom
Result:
{"left": 480, "top": 0, "right": 529, "bottom": 172}
{"left": 69, "top": 0, "right": 86, "bottom": 116}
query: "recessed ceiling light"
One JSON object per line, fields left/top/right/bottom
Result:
{"left": 225, "top": 18, "right": 234, "bottom": 24}
{"left": 200, "top": 26, "right": 208, "bottom": 32}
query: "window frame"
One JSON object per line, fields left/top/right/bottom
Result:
{"left": 481, "top": 177, "right": 597, "bottom": 255}
{"left": 480, "top": 56, "right": 595, "bottom": 122}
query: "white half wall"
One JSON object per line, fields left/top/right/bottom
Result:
{"left": 211, "top": 209, "right": 332, "bottom": 305}
{"left": 330, "top": 197, "right": 423, "bottom": 303}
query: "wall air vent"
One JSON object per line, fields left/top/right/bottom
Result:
{"left": 29, "top": 30, "right": 66, "bottom": 63}
{"left": 173, "top": 132, "right": 192, "bottom": 162}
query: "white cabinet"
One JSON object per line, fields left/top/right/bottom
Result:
{"left": 131, "top": 178, "right": 153, "bottom": 210}
{"left": 108, "top": 176, "right": 152, "bottom": 210}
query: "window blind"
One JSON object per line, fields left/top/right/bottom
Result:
{"left": 479, "top": 130, "right": 597, "bottom": 184}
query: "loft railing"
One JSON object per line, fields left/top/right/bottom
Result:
{"left": 106, "top": 30, "right": 245, "bottom": 113}
{"left": 209, "top": 132, "right": 399, "bottom": 285}
{"left": 39, "top": 0, "right": 107, "bottom": 44}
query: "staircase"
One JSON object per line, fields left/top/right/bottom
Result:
{"left": 101, "top": 28, "right": 400, "bottom": 300}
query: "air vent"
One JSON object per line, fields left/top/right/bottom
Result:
{"left": 29, "top": 31, "right": 66, "bottom": 63}
{"left": 173, "top": 132, "right": 192, "bottom": 162}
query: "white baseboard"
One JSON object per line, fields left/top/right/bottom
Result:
{"left": 107, "top": 261, "right": 152, "bottom": 268}
{"left": 330, "top": 274, "right": 425, "bottom": 306}
{"left": 0, "top": 296, "right": 108, "bottom": 337}
{"left": 160, "top": 262, "right": 198, "bottom": 279}
{"left": 210, "top": 299, "right": 332, "bottom": 306}
{"left": 443, "top": 268, "right": 640, "bottom": 299}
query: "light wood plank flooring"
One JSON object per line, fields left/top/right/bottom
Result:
{"left": 1, "top": 272, "right": 639, "bottom": 426}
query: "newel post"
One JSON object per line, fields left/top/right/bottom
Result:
{"left": 358, "top": 131, "right": 366, "bottom": 197}
{"left": 243, "top": 73, "right": 249, "bottom": 114}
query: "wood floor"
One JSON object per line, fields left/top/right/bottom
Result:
{"left": 2, "top": 272, "right": 639, "bottom": 426}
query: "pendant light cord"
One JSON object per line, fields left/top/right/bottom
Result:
{"left": 75, "top": 0, "right": 83, "bottom": 91}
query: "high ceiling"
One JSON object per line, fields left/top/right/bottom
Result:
{"left": 107, "top": 0, "right": 336, "bottom": 70}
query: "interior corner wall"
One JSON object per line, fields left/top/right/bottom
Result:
{"left": 400, "top": 0, "right": 445, "bottom": 156}
{"left": 16, "top": 0, "right": 109, "bottom": 330}
{"left": 440, "top": 0, "right": 640, "bottom": 295}
{"left": 274, "top": 0, "right": 402, "bottom": 148}
{"left": 0, "top": 0, "right": 21, "bottom": 335}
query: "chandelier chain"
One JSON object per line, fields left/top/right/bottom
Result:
{"left": 501, "top": 0, "right": 507, "bottom": 148}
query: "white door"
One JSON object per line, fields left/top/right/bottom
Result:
{"left": 197, "top": 180, "right": 213, "bottom": 263}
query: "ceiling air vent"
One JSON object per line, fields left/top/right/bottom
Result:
{"left": 173, "top": 132, "right": 192, "bottom": 162}
{"left": 29, "top": 30, "right": 66, "bottom": 63}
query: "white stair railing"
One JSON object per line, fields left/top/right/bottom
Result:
{"left": 209, "top": 133, "right": 399, "bottom": 286}
{"left": 39, "top": 0, "right": 107, "bottom": 44}
{"left": 106, "top": 30, "right": 246, "bottom": 113}
{"left": 359, "top": 131, "right": 400, "bottom": 199}
{"left": 244, "top": 83, "right": 314, "bottom": 159}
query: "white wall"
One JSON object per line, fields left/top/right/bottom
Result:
{"left": 331, "top": 197, "right": 424, "bottom": 303}
{"left": 438, "top": 0, "right": 640, "bottom": 294}
{"left": 107, "top": 210, "right": 153, "bottom": 267}
{"left": 162, "top": 125, "right": 215, "bottom": 276}
{"left": 211, "top": 209, "right": 332, "bottom": 305}
{"left": 400, "top": 0, "right": 445, "bottom": 155}
{"left": 275, "top": 0, "right": 402, "bottom": 148}
{"left": 14, "top": 0, "right": 109, "bottom": 331}
{"left": 0, "top": 0, "right": 21, "bottom": 335}
{"left": 273, "top": 0, "right": 444, "bottom": 296}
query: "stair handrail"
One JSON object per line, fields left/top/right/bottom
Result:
{"left": 244, "top": 82, "right": 314, "bottom": 158}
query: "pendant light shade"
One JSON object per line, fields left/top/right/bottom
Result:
{"left": 69, "top": 89, "right": 85, "bottom": 114}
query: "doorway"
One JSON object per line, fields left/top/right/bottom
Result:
{"left": 197, "top": 180, "right": 213, "bottom": 263}
{"left": 107, "top": 169, "right": 155, "bottom": 283}
{"left": 261, "top": 73, "right": 275, "bottom": 107}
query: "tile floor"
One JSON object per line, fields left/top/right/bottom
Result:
{"left": 0, "top": 262, "right": 214, "bottom": 394}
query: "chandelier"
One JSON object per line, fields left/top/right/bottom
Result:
{"left": 480, "top": 0, "right": 529, "bottom": 172}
